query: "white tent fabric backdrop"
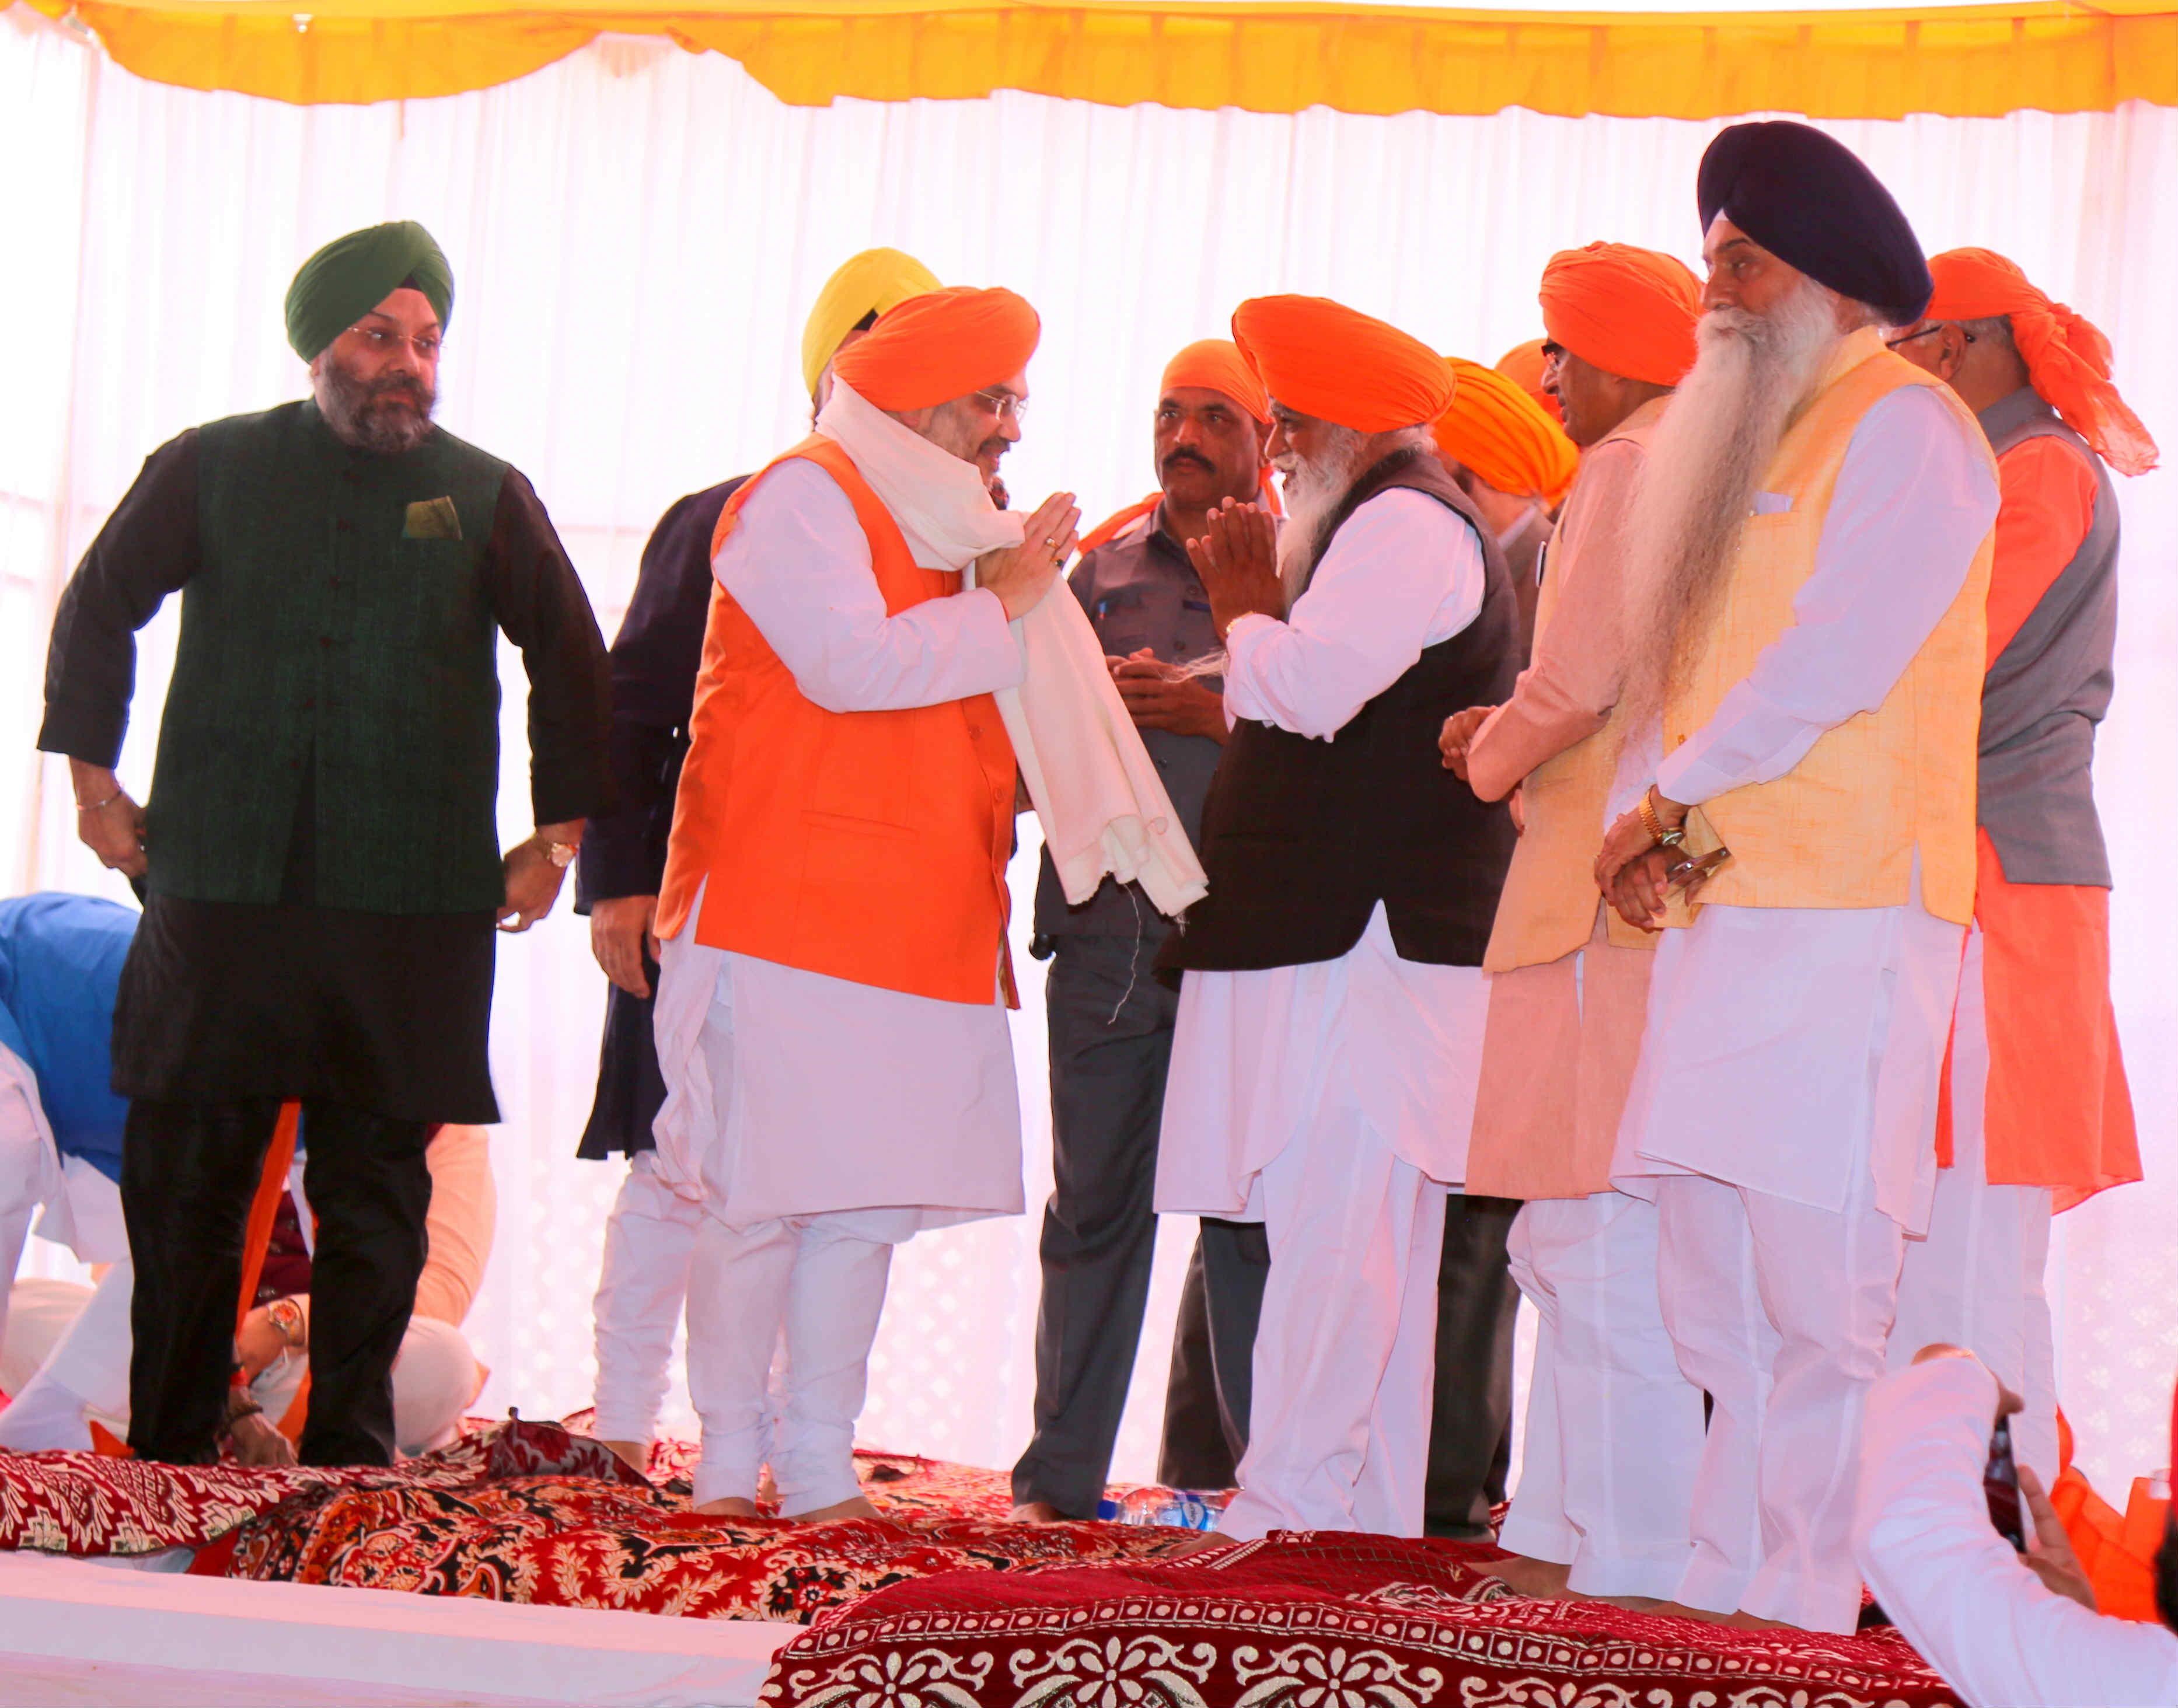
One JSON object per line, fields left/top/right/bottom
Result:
{"left": 3, "top": 4, "right": 2173, "bottom": 1493}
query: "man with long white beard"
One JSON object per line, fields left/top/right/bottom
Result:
{"left": 1156, "top": 296, "right": 1520, "bottom": 1542}
{"left": 41, "top": 221, "right": 611, "bottom": 1466}
{"left": 651, "top": 287, "right": 1079, "bottom": 1521}
{"left": 1593, "top": 123, "right": 2000, "bottom": 1633}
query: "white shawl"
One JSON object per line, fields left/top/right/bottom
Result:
{"left": 816, "top": 383, "right": 1209, "bottom": 917}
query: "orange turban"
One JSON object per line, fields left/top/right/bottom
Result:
{"left": 829, "top": 286, "right": 1041, "bottom": 412}
{"left": 1926, "top": 249, "right": 2158, "bottom": 478}
{"left": 1434, "top": 358, "right": 1580, "bottom": 508}
{"left": 1538, "top": 242, "right": 1701, "bottom": 388}
{"left": 1161, "top": 338, "right": 1271, "bottom": 424}
{"left": 1495, "top": 340, "right": 1561, "bottom": 425}
{"left": 1232, "top": 296, "right": 1455, "bottom": 432}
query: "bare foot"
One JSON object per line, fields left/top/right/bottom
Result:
{"left": 599, "top": 1438, "right": 650, "bottom": 1473}
{"left": 785, "top": 1495, "right": 881, "bottom": 1524}
{"left": 1483, "top": 1555, "right": 1574, "bottom": 1599}
{"left": 1010, "top": 1501, "right": 1066, "bottom": 1524}
{"left": 694, "top": 1495, "right": 762, "bottom": 1518}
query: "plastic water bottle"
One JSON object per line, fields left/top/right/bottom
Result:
{"left": 1101, "top": 1487, "right": 1222, "bottom": 1529}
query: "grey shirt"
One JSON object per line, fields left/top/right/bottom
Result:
{"left": 1031, "top": 504, "right": 1224, "bottom": 943}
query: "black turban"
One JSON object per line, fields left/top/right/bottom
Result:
{"left": 285, "top": 221, "right": 454, "bottom": 362}
{"left": 1697, "top": 121, "right": 1933, "bottom": 328}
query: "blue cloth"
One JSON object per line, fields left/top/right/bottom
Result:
{"left": 0, "top": 893, "right": 138, "bottom": 1183}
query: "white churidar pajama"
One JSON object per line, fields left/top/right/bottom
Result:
{"left": 1611, "top": 386, "right": 1999, "bottom": 1633}
{"left": 1502, "top": 1192, "right": 1706, "bottom": 1597}
{"left": 1157, "top": 488, "right": 1490, "bottom": 1542}
{"left": 1854, "top": 1357, "right": 2178, "bottom": 1708}
{"left": 589, "top": 1150, "right": 704, "bottom": 1445}
{"left": 652, "top": 459, "right": 1027, "bottom": 1513}
{"left": 1887, "top": 925, "right": 2058, "bottom": 1482}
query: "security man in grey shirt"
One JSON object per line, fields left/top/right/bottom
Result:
{"left": 1010, "top": 342, "right": 1276, "bottom": 1522}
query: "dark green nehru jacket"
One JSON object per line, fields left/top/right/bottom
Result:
{"left": 151, "top": 400, "right": 511, "bottom": 914}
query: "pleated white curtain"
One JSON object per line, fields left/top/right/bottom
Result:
{"left": 3, "top": 2, "right": 2173, "bottom": 1490}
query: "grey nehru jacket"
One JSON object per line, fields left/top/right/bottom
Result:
{"left": 1977, "top": 386, "right": 2121, "bottom": 888}
{"left": 1032, "top": 504, "right": 1223, "bottom": 941}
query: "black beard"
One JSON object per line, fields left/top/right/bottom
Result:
{"left": 316, "top": 357, "right": 437, "bottom": 455}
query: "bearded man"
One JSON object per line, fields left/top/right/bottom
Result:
{"left": 1882, "top": 249, "right": 2152, "bottom": 1485}
{"left": 651, "top": 287, "right": 1078, "bottom": 1521}
{"left": 1441, "top": 242, "right": 1705, "bottom": 1599}
{"left": 577, "top": 247, "right": 940, "bottom": 1472}
{"left": 1432, "top": 358, "right": 1580, "bottom": 659}
{"left": 39, "top": 221, "right": 612, "bottom": 1466}
{"left": 1156, "top": 296, "right": 1520, "bottom": 1541}
{"left": 1011, "top": 340, "right": 1273, "bottom": 1522}
{"left": 1593, "top": 124, "right": 2000, "bottom": 1633}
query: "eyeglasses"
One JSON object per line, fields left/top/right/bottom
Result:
{"left": 1884, "top": 324, "right": 1974, "bottom": 352}
{"left": 976, "top": 389, "right": 1028, "bottom": 422}
{"left": 344, "top": 325, "right": 444, "bottom": 362}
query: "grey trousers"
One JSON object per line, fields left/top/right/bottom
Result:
{"left": 1011, "top": 937, "right": 1253, "bottom": 1515}
{"left": 1423, "top": 1193, "right": 1523, "bottom": 1539}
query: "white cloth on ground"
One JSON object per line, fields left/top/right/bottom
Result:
{"left": 1216, "top": 1113, "right": 1447, "bottom": 1542}
{"left": 651, "top": 884, "right": 1022, "bottom": 1227}
{"left": 685, "top": 1208, "right": 905, "bottom": 1511}
{"left": 1889, "top": 924, "right": 2058, "bottom": 1483}
{"left": 1502, "top": 1192, "right": 1704, "bottom": 1599}
{"left": 1656, "top": 1164, "right": 1903, "bottom": 1634}
{"left": 1855, "top": 1356, "right": 2178, "bottom": 1708}
{"left": 590, "top": 1150, "right": 703, "bottom": 1444}
{"left": 814, "top": 380, "right": 1207, "bottom": 917}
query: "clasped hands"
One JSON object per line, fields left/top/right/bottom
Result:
{"left": 1181, "top": 497, "right": 1282, "bottom": 639}
{"left": 975, "top": 491, "right": 1082, "bottom": 623}
{"left": 1594, "top": 787, "right": 1692, "bottom": 931}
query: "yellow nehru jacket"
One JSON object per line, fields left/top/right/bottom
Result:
{"left": 1671, "top": 329, "right": 1993, "bottom": 925}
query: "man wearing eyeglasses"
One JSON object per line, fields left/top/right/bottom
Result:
{"left": 39, "top": 219, "right": 612, "bottom": 1467}
{"left": 1880, "top": 250, "right": 2152, "bottom": 1489}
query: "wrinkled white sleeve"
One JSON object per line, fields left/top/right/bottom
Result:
{"left": 1854, "top": 1359, "right": 2178, "bottom": 1708}
{"left": 1224, "top": 490, "right": 1486, "bottom": 742}
{"left": 1656, "top": 386, "right": 1998, "bottom": 805}
{"left": 714, "top": 457, "right": 1024, "bottom": 714}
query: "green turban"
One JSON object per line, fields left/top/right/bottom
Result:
{"left": 285, "top": 221, "right": 454, "bottom": 362}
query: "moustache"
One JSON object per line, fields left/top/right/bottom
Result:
{"left": 1161, "top": 450, "right": 1214, "bottom": 475}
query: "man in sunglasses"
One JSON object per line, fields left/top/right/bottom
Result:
{"left": 39, "top": 219, "right": 612, "bottom": 1467}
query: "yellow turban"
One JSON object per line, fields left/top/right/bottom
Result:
{"left": 799, "top": 248, "right": 943, "bottom": 399}
{"left": 1434, "top": 358, "right": 1580, "bottom": 507}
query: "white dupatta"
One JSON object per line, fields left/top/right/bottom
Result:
{"left": 816, "top": 383, "right": 1209, "bottom": 917}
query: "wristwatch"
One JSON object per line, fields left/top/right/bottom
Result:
{"left": 537, "top": 837, "right": 580, "bottom": 868}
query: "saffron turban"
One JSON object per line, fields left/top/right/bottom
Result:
{"left": 1495, "top": 340, "right": 1562, "bottom": 425}
{"left": 798, "top": 247, "right": 943, "bottom": 399}
{"left": 1698, "top": 121, "right": 1932, "bottom": 328}
{"left": 1926, "top": 249, "right": 2159, "bottom": 478}
{"left": 1434, "top": 358, "right": 1580, "bottom": 508}
{"left": 829, "top": 286, "right": 1042, "bottom": 412}
{"left": 1160, "top": 338, "right": 1272, "bottom": 424}
{"left": 1538, "top": 242, "right": 1702, "bottom": 387}
{"left": 285, "top": 221, "right": 452, "bottom": 362}
{"left": 1232, "top": 295, "right": 1455, "bottom": 432}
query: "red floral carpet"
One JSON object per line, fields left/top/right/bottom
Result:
{"left": 0, "top": 1423, "right": 1965, "bottom": 1704}
{"left": 765, "top": 1533, "right": 1967, "bottom": 1708}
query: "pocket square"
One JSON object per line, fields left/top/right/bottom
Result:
{"left": 403, "top": 496, "right": 463, "bottom": 540}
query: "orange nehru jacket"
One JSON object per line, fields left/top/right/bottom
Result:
{"left": 1670, "top": 330, "right": 1994, "bottom": 926}
{"left": 655, "top": 435, "right": 1020, "bottom": 1006}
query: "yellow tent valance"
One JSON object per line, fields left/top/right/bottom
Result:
{"left": 24, "top": 0, "right": 2178, "bottom": 116}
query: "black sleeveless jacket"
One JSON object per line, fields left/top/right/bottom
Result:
{"left": 1160, "top": 448, "right": 1521, "bottom": 975}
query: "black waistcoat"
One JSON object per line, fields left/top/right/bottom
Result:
{"left": 1160, "top": 447, "right": 1520, "bottom": 975}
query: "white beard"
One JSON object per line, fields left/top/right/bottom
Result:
{"left": 1273, "top": 425, "right": 1373, "bottom": 609}
{"left": 1620, "top": 274, "right": 1850, "bottom": 722}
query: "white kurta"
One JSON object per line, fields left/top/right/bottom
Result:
{"left": 1854, "top": 1357, "right": 2178, "bottom": 1708}
{"left": 1156, "top": 490, "right": 1492, "bottom": 1217}
{"left": 650, "top": 457, "right": 1030, "bottom": 1230}
{"left": 1611, "top": 386, "right": 2001, "bottom": 1233}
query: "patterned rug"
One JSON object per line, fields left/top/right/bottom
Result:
{"left": 762, "top": 1531, "right": 1967, "bottom": 1708}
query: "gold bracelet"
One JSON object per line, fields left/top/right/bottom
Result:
{"left": 1638, "top": 788, "right": 1687, "bottom": 849}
